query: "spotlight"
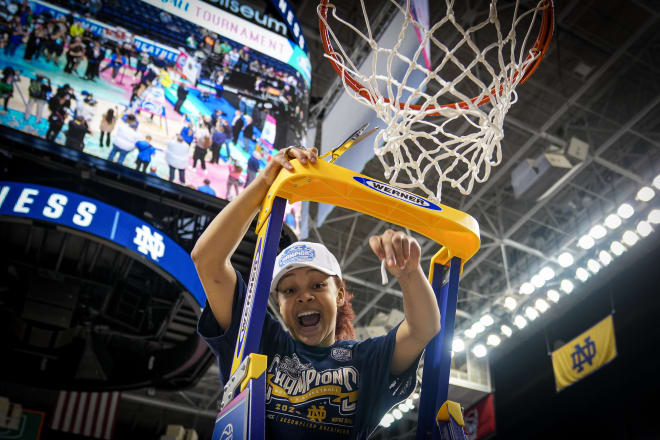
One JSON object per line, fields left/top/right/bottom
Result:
{"left": 621, "top": 230, "right": 639, "bottom": 246}
{"left": 577, "top": 234, "right": 595, "bottom": 249}
{"left": 398, "top": 402, "right": 410, "bottom": 413}
{"left": 513, "top": 315, "right": 527, "bottom": 329}
{"left": 557, "top": 252, "right": 574, "bottom": 267}
{"left": 472, "top": 344, "right": 488, "bottom": 358}
{"left": 392, "top": 409, "right": 403, "bottom": 420}
{"left": 648, "top": 209, "right": 660, "bottom": 225}
{"left": 452, "top": 338, "right": 465, "bottom": 352}
{"left": 636, "top": 186, "right": 655, "bottom": 202}
{"left": 576, "top": 267, "right": 590, "bottom": 282}
{"left": 586, "top": 259, "right": 601, "bottom": 273}
{"left": 480, "top": 314, "right": 494, "bottom": 327}
{"left": 519, "top": 282, "right": 535, "bottom": 295}
{"left": 610, "top": 241, "right": 626, "bottom": 256}
{"left": 654, "top": 174, "right": 660, "bottom": 190}
{"left": 504, "top": 296, "right": 517, "bottom": 310}
{"left": 525, "top": 306, "right": 539, "bottom": 321}
{"left": 472, "top": 322, "right": 485, "bottom": 334}
{"left": 501, "top": 325, "right": 513, "bottom": 337}
{"left": 589, "top": 225, "right": 607, "bottom": 240}
{"left": 598, "top": 250, "right": 613, "bottom": 266}
{"left": 547, "top": 289, "right": 560, "bottom": 303}
{"left": 381, "top": 414, "right": 394, "bottom": 427}
{"left": 535, "top": 298, "right": 550, "bottom": 313}
{"left": 617, "top": 203, "right": 634, "bottom": 219}
{"left": 487, "top": 334, "right": 501, "bottom": 347}
{"left": 464, "top": 328, "right": 476, "bottom": 339}
{"left": 531, "top": 274, "right": 545, "bottom": 288}
{"left": 560, "top": 279, "right": 574, "bottom": 293}
{"left": 604, "top": 214, "right": 622, "bottom": 229}
{"left": 539, "top": 266, "right": 555, "bottom": 281}
{"left": 637, "top": 220, "right": 653, "bottom": 237}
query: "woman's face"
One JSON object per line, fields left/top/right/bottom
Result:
{"left": 276, "top": 268, "right": 344, "bottom": 347}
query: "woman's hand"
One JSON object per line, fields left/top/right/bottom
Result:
{"left": 261, "top": 146, "right": 318, "bottom": 186}
{"left": 369, "top": 229, "right": 421, "bottom": 278}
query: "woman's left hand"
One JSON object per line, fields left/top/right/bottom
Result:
{"left": 369, "top": 229, "right": 421, "bottom": 278}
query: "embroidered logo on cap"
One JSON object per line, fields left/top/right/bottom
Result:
{"left": 279, "top": 244, "right": 316, "bottom": 267}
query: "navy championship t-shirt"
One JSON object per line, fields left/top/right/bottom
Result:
{"left": 198, "top": 270, "right": 418, "bottom": 439}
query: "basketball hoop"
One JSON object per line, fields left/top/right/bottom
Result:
{"left": 318, "top": 0, "right": 554, "bottom": 203}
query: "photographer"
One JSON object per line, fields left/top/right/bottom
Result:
{"left": 24, "top": 74, "right": 51, "bottom": 124}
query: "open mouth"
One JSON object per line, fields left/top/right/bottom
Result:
{"left": 297, "top": 312, "right": 321, "bottom": 328}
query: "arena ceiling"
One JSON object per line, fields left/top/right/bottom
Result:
{"left": 132, "top": 0, "right": 660, "bottom": 431}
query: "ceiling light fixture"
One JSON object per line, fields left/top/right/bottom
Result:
{"left": 589, "top": 225, "right": 607, "bottom": 239}
{"left": 598, "top": 250, "right": 613, "bottom": 266}
{"left": 636, "top": 221, "right": 653, "bottom": 237}
{"left": 622, "top": 230, "right": 640, "bottom": 246}
{"left": 576, "top": 267, "right": 590, "bottom": 282}
{"left": 547, "top": 289, "right": 560, "bottom": 303}
{"left": 472, "top": 344, "right": 488, "bottom": 358}
{"left": 501, "top": 325, "right": 513, "bottom": 337}
{"left": 610, "top": 241, "right": 626, "bottom": 256}
{"left": 557, "top": 252, "right": 574, "bottom": 267}
{"left": 560, "top": 279, "right": 574, "bottom": 293}
{"left": 604, "top": 213, "right": 622, "bottom": 229}
{"left": 617, "top": 203, "right": 634, "bottom": 219}
{"left": 636, "top": 186, "right": 655, "bottom": 202}
{"left": 503, "top": 296, "right": 517, "bottom": 311}
{"left": 577, "top": 234, "right": 595, "bottom": 249}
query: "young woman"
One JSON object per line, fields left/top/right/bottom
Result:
{"left": 99, "top": 108, "right": 117, "bottom": 148}
{"left": 192, "top": 147, "right": 441, "bottom": 439}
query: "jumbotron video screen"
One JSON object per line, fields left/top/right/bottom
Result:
{"left": 0, "top": 0, "right": 309, "bottom": 233}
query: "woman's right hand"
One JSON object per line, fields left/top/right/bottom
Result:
{"left": 261, "top": 146, "right": 318, "bottom": 186}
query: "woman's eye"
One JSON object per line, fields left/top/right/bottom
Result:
{"left": 281, "top": 288, "right": 295, "bottom": 295}
{"left": 313, "top": 282, "right": 326, "bottom": 289}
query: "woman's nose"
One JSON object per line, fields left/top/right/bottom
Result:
{"left": 297, "top": 291, "right": 315, "bottom": 303}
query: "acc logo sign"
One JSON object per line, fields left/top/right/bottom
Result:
{"left": 353, "top": 177, "right": 441, "bottom": 211}
{"left": 220, "top": 423, "right": 233, "bottom": 440}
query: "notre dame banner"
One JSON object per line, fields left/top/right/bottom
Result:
{"left": 551, "top": 315, "right": 617, "bottom": 392}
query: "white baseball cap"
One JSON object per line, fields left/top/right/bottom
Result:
{"left": 270, "top": 241, "right": 342, "bottom": 293}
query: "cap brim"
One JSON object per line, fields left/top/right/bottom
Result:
{"left": 270, "top": 263, "right": 339, "bottom": 293}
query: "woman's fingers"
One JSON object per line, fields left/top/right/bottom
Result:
{"left": 368, "top": 235, "right": 385, "bottom": 261}
{"left": 371, "top": 230, "right": 418, "bottom": 271}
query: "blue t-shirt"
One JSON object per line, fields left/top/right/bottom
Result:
{"left": 135, "top": 140, "right": 156, "bottom": 162}
{"left": 198, "top": 271, "right": 418, "bottom": 439}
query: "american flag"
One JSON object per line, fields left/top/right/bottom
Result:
{"left": 50, "top": 391, "right": 121, "bottom": 439}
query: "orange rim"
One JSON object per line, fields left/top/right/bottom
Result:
{"left": 318, "top": 0, "right": 554, "bottom": 112}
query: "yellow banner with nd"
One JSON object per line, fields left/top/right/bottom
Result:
{"left": 551, "top": 314, "right": 617, "bottom": 392}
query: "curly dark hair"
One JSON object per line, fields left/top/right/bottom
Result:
{"left": 333, "top": 277, "right": 355, "bottom": 341}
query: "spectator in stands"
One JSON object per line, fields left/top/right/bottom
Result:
{"left": 64, "top": 115, "right": 90, "bottom": 151}
{"left": 174, "top": 82, "right": 188, "bottom": 114}
{"left": 45, "top": 20, "right": 66, "bottom": 65}
{"left": 0, "top": 66, "right": 16, "bottom": 114}
{"left": 186, "top": 33, "right": 197, "bottom": 50}
{"left": 23, "top": 24, "right": 46, "bottom": 61}
{"left": 24, "top": 74, "right": 51, "bottom": 124}
{"left": 84, "top": 40, "right": 104, "bottom": 80}
{"left": 100, "top": 48, "right": 125, "bottom": 80}
{"left": 228, "top": 48, "right": 239, "bottom": 70}
{"left": 75, "top": 94, "right": 96, "bottom": 123}
{"left": 69, "top": 21, "right": 84, "bottom": 39}
{"left": 4, "top": 16, "right": 25, "bottom": 57}
{"left": 135, "top": 135, "right": 158, "bottom": 172}
{"left": 165, "top": 134, "right": 189, "bottom": 184}
{"left": 192, "top": 118, "right": 212, "bottom": 173}
{"left": 135, "top": 50, "right": 150, "bottom": 80}
{"left": 99, "top": 108, "right": 117, "bottom": 148}
{"left": 64, "top": 37, "right": 85, "bottom": 74}
{"left": 238, "top": 46, "right": 249, "bottom": 73}
{"left": 197, "top": 179, "right": 216, "bottom": 196}
{"left": 180, "top": 119, "right": 194, "bottom": 145}
{"left": 45, "top": 93, "right": 69, "bottom": 142}
{"left": 108, "top": 113, "right": 142, "bottom": 165}
{"left": 242, "top": 115, "right": 254, "bottom": 152}
{"left": 218, "top": 39, "right": 230, "bottom": 55}
{"left": 244, "top": 150, "right": 261, "bottom": 188}
{"left": 210, "top": 120, "right": 228, "bottom": 164}
{"left": 231, "top": 110, "right": 244, "bottom": 145}
{"left": 225, "top": 159, "right": 242, "bottom": 200}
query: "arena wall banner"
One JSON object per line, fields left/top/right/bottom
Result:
{"left": 0, "top": 181, "right": 206, "bottom": 307}
{"left": 464, "top": 394, "right": 496, "bottom": 440}
{"left": 28, "top": 0, "right": 132, "bottom": 43}
{"left": 551, "top": 314, "right": 617, "bottom": 392}
{"left": 140, "top": 0, "right": 311, "bottom": 86}
{"left": 133, "top": 35, "right": 180, "bottom": 63}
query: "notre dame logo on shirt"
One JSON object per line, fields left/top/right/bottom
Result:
{"left": 265, "top": 353, "right": 359, "bottom": 427}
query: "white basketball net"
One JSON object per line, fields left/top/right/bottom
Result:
{"left": 318, "top": 0, "right": 551, "bottom": 203}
